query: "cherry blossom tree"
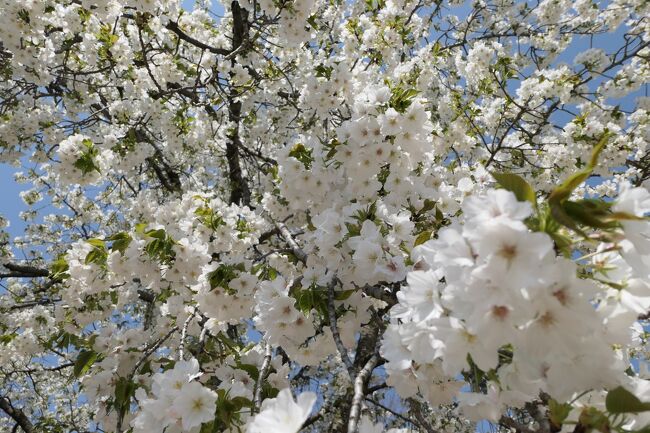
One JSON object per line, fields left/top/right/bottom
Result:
{"left": 1, "top": 0, "right": 650, "bottom": 432}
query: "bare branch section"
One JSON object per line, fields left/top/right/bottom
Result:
{"left": 361, "top": 284, "right": 398, "bottom": 306}
{"left": 114, "top": 327, "right": 179, "bottom": 433}
{"left": 0, "top": 263, "right": 49, "bottom": 279}
{"left": 252, "top": 342, "right": 273, "bottom": 413}
{"left": 410, "top": 398, "right": 439, "bottom": 433}
{"left": 165, "top": 21, "right": 232, "bottom": 56}
{"left": 347, "top": 353, "right": 379, "bottom": 433}
{"left": 122, "top": 13, "right": 232, "bottom": 56}
{"left": 178, "top": 310, "right": 197, "bottom": 361}
{"left": 326, "top": 276, "right": 385, "bottom": 433}
{"left": 327, "top": 277, "right": 355, "bottom": 377}
{"left": 0, "top": 397, "right": 33, "bottom": 433}
{"left": 226, "top": 1, "right": 252, "bottom": 206}
{"left": 500, "top": 416, "right": 537, "bottom": 433}
{"left": 276, "top": 221, "right": 308, "bottom": 264}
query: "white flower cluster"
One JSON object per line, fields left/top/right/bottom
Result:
{"left": 131, "top": 359, "right": 217, "bottom": 433}
{"left": 246, "top": 388, "right": 316, "bottom": 433}
{"left": 574, "top": 48, "right": 609, "bottom": 71}
{"left": 55, "top": 134, "right": 109, "bottom": 185}
{"left": 253, "top": 276, "right": 315, "bottom": 348}
{"left": 382, "top": 189, "right": 637, "bottom": 419}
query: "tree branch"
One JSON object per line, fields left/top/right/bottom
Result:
{"left": 366, "top": 397, "right": 419, "bottom": 426}
{"left": 252, "top": 342, "right": 272, "bottom": 413}
{"left": 226, "top": 1, "right": 252, "bottom": 206}
{"left": 165, "top": 21, "right": 232, "bottom": 56}
{"left": 347, "top": 353, "right": 379, "bottom": 433}
{"left": 1, "top": 263, "right": 49, "bottom": 278}
{"left": 178, "top": 310, "right": 196, "bottom": 361}
{"left": 327, "top": 277, "right": 355, "bottom": 377}
{"left": 0, "top": 397, "right": 33, "bottom": 433}
{"left": 500, "top": 416, "right": 537, "bottom": 433}
{"left": 276, "top": 221, "right": 307, "bottom": 264}
{"left": 410, "top": 398, "right": 439, "bottom": 433}
{"left": 361, "top": 284, "right": 398, "bottom": 306}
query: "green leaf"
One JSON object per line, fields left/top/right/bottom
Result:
{"left": 84, "top": 239, "right": 108, "bottom": 266}
{"left": 235, "top": 363, "right": 260, "bottom": 381}
{"left": 143, "top": 229, "right": 176, "bottom": 264}
{"left": 549, "top": 170, "right": 591, "bottom": 203}
{"left": 216, "top": 390, "right": 237, "bottom": 427}
{"left": 579, "top": 407, "right": 610, "bottom": 432}
{"left": 294, "top": 287, "right": 314, "bottom": 315}
{"left": 588, "top": 132, "right": 610, "bottom": 168}
{"left": 549, "top": 231, "right": 573, "bottom": 258}
{"left": 549, "top": 132, "right": 611, "bottom": 204}
{"left": 546, "top": 133, "right": 616, "bottom": 237}
{"left": 195, "top": 206, "right": 225, "bottom": 230}
{"left": 73, "top": 350, "right": 98, "bottom": 377}
{"left": 562, "top": 201, "right": 618, "bottom": 230}
{"left": 314, "top": 64, "right": 333, "bottom": 80}
{"left": 414, "top": 230, "right": 432, "bottom": 246}
{"left": 334, "top": 289, "right": 355, "bottom": 301}
{"left": 292, "top": 286, "right": 330, "bottom": 318}
{"left": 208, "top": 265, "right": 239, "bottom": 292}
{"left": 200, "top": 421, "right": 216, "bottom": 433}
{"left": 86, "top": 238, "right": 105, "bottom": 248}
{"left": 17, "top": 9, "right": 30, "bottom": 23}
{"left": 389, "top": 84, "right": 419, "bottom": 113}
{"left": 550, "top": 201, "right": 587, "bottom": 238}
{"left": 288, "top": 143, "right": 313, "bottom": 168}
{"left": 306, "top": 14, "right": 319, "bottom": 30}
{"left": 418, "top": 199, "right": 437, "bottom": 215}
{"left": 491, "top": 172, "right": 536, "bottom": 207}
{"left": 145, "top": 228, "right": 166, "bottom": 240}
{"left": 84, "top": 248, "right": 107, "bottom": 266}
{"left": 606, "top": 211, "right": 646, "bottom": 222}
{"left": 549, "top": 399, "right": 572, "bottom": 429}
{"left": 216, "top": 332, "right": 241, "bottom": 352}
{"left": 107, "top": 232, "right": 132, "bottom": 254}
{"left": 0, "top": 333, "right": 17, "bottom": 345}
{"left": 606, "top": 386, "right": 650, "bottom": 413}
{"left": 113, "top": 377, "right": 137, "bottom": 417}
{"left": 261, "top": 381, "right": 279, "bottom": 400}
{"left": 231, "top": 396, "right": 253, "bottom": 409}
{"left": 50, "top": 256, "right": 69, "bottom": 281}
{"left": 345, "top": 222, "right": 361, "bottom": 237}
{"left": 435, "top": 206, "right": 444, "bottom": 221}
{"left": 73, "top": 140, "right": 101, "bottom": 175}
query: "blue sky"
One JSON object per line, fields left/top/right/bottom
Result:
{"left": 0, "top": 163, "right": 27, "bottom": 238}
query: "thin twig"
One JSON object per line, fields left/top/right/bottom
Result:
{"left": 178, "top": 310, "right": 197, "bottom": 361}
{"left": 326, "top": 277, "right": 354, "bottom": 377}
{"left": 410, "top": 398, "right": 439, "bottom": 433}
{"left": 366, "top": 397, "right": 419, "bottom": 426}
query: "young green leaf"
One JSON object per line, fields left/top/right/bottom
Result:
{"left": 492, "top": 172, "right": 536, "bottom": 207}
{"left": 73, "top": 350, "right": 98, "bottom": 378}
{"left": 606, "top": 386, "right": 650, "bottom": 413}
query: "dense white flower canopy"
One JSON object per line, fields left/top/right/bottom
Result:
{"left": 0, "top": 0, "right": 650, "bottom": 432}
